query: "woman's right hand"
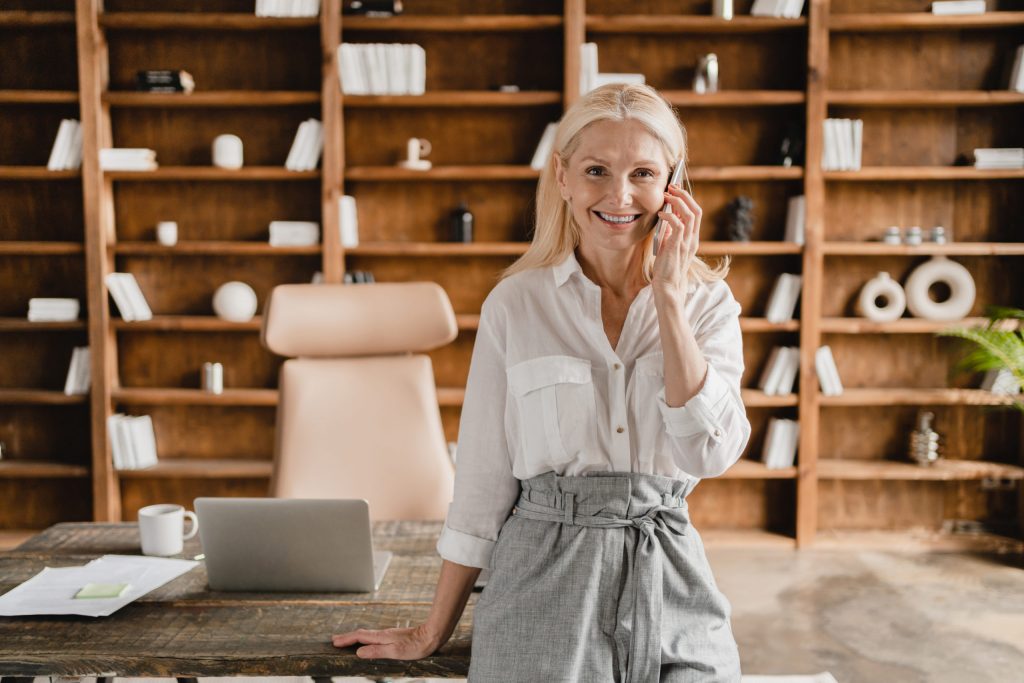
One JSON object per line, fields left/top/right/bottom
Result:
{"left": 332, "top": 623, "right": 441, "bottom": 660}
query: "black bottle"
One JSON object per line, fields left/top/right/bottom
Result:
{"left": 450, "top": 202, "right": 474, "bottom": 243}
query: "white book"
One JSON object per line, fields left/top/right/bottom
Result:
{"left": 750, "top": 0, "right": 775, "bottom": 16}
{"left": 363, "top": 44, "right": 381, "bottom": 95}
{"left": 763, "top": 418, "right": 790, "bottom": 468}
{"left": 1011, "top": 46, "right": 1024, "bottom": 92}
{"left": 385, "top": 44, "right": 404, "bottom": 94}
{"left": 339, "top": 195, "right": 360, "bottom": 247}
{"left": 784, "top": 194, "right": 805, "bottom": 244}
{"left": 776, "top": 347, "right": 800, "bottom": 395}
{"left": 765, "top": 273, "right": 801, "bottom": 323}
{"left": 593, "top": 73, "right": 646, "bottom": 88}
{"left": 372, "top": 43, "right": 390, "bottom": 94}
{"left": 27, "top": 298, "right": 79, "bottom": 322}
{"left": 269, "top": 221, "right": 320, "bottom": 246}
{"left": 106, "top": 272, "right": 152, "bottom": 322}
{"left": 409, "top": 44, "right": 426, "bottom": 95}
{"left": 63, "top": 346, "right": 89, "bottom": 395}
{"left": 821, "top": 119, "right": 834, "bottom": 170}
{"left": 981, "top": 368, "right": 1021, "bottom": 394}
{"left": 56, "top": 119, "right": 77, "bottom": 170}
{"left": 337, "top": 44, "right": 361, "bottom": 94}
{"left": 758, "top": 346, "right": 786, "bottom": 395}
{"left": 782, "top": 420, "right": 800, "bottom": 468}
{"left": 67, "top": 120, "right": 83, "bottom": 170}
{"left": 107, "top": 414, "right": 125, "bottom": 470}
{"left": 299, "top": 119, "right": 323, "bottom": 171}
{"left": 931, "top": 0, "right": 986, "bottom": 15}
{"left": 840, "top": 118, "right": 854, "bottom": 170}
{"left": 580, "top": 43, "right": 599, "bottom": 95}
{"left": 118, "top": 416, "right": 139, "bottom": 470}
{"left": 815, "top": 345, "right": 844, "bottom": 395}
{"left": 530, "top": 122, "right": 559, "bottom": 171}
{"left": 47, "top": 119, "right": 72, "bottom": 171}
{"left": 285, "top": 121, "right": 312, "bottom": 170}
{"left": 851, "top": 118, "right": 863, "bottom": 170}
{"left": 357, "top": 45, "right": 374, "bottom": 96}
{"left": 129, "top": 415, "right": 158, "bottom": 469}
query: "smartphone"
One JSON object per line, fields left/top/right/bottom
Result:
{"left": 652, "top": 160, "right": 687, "bottom": 257}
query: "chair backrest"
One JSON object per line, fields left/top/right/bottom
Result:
{"left": 261, "top": 282, "right": 458, "bottom": 520}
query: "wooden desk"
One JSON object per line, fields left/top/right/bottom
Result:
{"left": 0, "top": 522, "right": 472, "bottom": 678}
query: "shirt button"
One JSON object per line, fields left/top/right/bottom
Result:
{"left": 613, "top": 363, "right": 622, "bottom": 370}
{"left": 713, "top": 429, "right": 722, "bottom": 437}
{"left": 616, "top": 426, "right": 625, "bottom": 434}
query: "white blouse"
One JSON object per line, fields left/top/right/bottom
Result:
{"left": 436, "top": 251, "right": 752, "bottom": 569}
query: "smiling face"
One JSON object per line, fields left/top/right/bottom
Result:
{"left": 554, "top": 118, "right": 672, "bottom": 255}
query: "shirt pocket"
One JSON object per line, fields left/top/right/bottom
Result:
{"left": 633, "top": 351, "right": 666, "bottom": 471}
{"left": 507, "top": 355, "right": 596, "bottom": 470}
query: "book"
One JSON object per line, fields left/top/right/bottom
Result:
{"left": 851, "top": 118, "right": 863, "bottom": 171}
{"left": 107, "top": 414, "right": 158, "bottom": 470}
{"left": 63, "top": 346, "right": 91, "bottom": 396}
{"left": 99, "top": 148, "right": 157, "bottom": 171}
{"left": 269, "top": 220, "right": 320, "bottom": 246}
{"left": 285, "top": 119, "right": 323, "bottom": 171}
{"left": 337, "top": 43, "right": 425, "bottom": 95}
{"left": 775, "top": 347, "right": 800, "bottom": 395}
{"left": 758, "top": 347, "right": 787, "bottom": 395}
{"left": 135, "top": 70, "right": 195, "bottom": 94}
{"left": 339, "top": 195, "right": 360, "bottom": 247}
{"left": 47, "top": 119, "right": 76, "bottom": 171}
{"left": 530, "top": 122, "right": 559, "bottom": 171}
{"left": 784, "top": 195, "right": 806, "bottom": 244}
{"left": 973, "top": 147, "right": 1024, "bottom": 169}
{"left": 256, "top": 0, "right": 321, "bottom": 17}
{"left": 762, "top": 417, "right": 799, "bottom": 469}
{"left": 1010, "top": 45, "right": 1024, "bottom": 92}
{"left": 765, "top": 273, "right": 801, "bottom": 323}
{"left": 814, "top": 345, "right": 844, "bottom": 396}
{"left": 580, "top": 43, "right": 599, "bottom": 95}
{"left": 593, "top": 73, "right": 646, "bottom": 89}
{"left": 105, "top": 272, "right": 153, "bottom": 322}
{"left": 931, "top": 0, "right": 986, "bottom": 15}
{"left": 27, "top": 298, "right": 79, "bottom": 322}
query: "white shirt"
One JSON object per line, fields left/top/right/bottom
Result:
{"left": 436, "top": 251, "right": 752, "bottom": 569}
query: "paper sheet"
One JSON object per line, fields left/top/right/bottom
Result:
{"left": 0, "top": 554, "right": 197, "bottom": 617}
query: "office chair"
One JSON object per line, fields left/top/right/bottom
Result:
{"left": 261, "top": 281, "right": 457, "bottom": 520}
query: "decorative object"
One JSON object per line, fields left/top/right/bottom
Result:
{"left": 929, "top": 226, "right": 948, "bottom": 244}
{"left": 450, "top": 202, "right": 474, "bottom": 242}
{"left": 904, "top": 256, "right": 975, "bottom": 321}
{"left": 908, "top": 410, "right": 942, "bottom": 466}
{"left": 882, "top": 226, "right": 901, "bottom": 244}
{"left": 212, "top": 134, "right": 243, "bottom": 169}
{"left": 713, "top": 0, "right": 734, "bottom": 20}
{"left": 212, "top": 281, "right": 258, "bottom": 322}
{"left": 778, "top": 121, "right": 805, "bottom": 167}
{"left": 693, "top": 53, "right": 719, "bottom": 93}
{"left": 135, "top": 69, "right": 194, "bottom": 94}
{"left": 339, "top": 195, "right": 359, "bottom": 247}
{"left": 343, "top": 0, "right": 403, "bottom": 15}
{"left": 156, "top": 221, "right": 178, "bottom": 246}
{"left": 202, "top": 362, "right": 224, "bottom": 395}
{"left": 856, "top": 271, "right": 906, "bottom": 322}
{"left": 724, "top": 195, "right": 754, "bottom": 241}
{"left": 903, "top": 226, "right": 922, "bottom": 245}
{"left": 398, "top": 137, "right": 432, "bottom": 171}
{"left": 936, "top": 305, "right": 1024, "bottom": 411}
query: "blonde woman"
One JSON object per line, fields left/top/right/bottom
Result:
{"left": 333, "top": 83, "right": 751, "bottom": 682}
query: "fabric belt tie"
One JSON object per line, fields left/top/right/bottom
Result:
{"left": 512, "top": 490, "right": 691, "bottom": 683}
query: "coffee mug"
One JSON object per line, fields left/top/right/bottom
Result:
{"left": 156, "top": 220, "right": 178, "bottom": 246}
{"left": 138, "top": 503, "right": 198, "bottom": 556}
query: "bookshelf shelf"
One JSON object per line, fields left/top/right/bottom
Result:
{"left": 0, "top": 11, "right": 75, "bottom": 27}
{"left": 103, "top": 91, "right": 321, "bottom": 107}
{"left": 116, "top": 459, "right": 272, "bottom": 480}
{"left": 0, "top": 461, "right": 90, "bottom": 479}
{"left": 0, "top": 167, "right": 80, "bottom": 180}
{"left": 112, "top": 388, "right": 278, "bottom": 407}
{"left": 829, "top": 11, "right": 1024, "bottom": 32}
{"left": 825, "top": 167, "right": 1024, "bottom": 181}
{"left": 340, "top": 15, "right": 564, "bottom": 32}
{"left": 112, "top": 316, "right": 263, "bottom": 332}
{"left": 661, "top": 91, "right": 805, "bottom": 107}
{"left": 98, "top": 13, "right": 320, "bottom": 31}
{"left": 0, "top": 390, "right": 87, "bottom": 406}
{"left": 821, "top": 242, "right": 1024, "bottom": 256}
{"left": 722, "top": 459, "right": 797, "bottom": 479}
{"left": 826, "top": 90, "right": 1024, "bottom": 107}
{"left": 586, "top": 16, "right": 807, "bottom": 34}
{"left": 0, "top": 90, "right": 79, "bottom": 104}
{"left": 817, "top": 458, "right": 1024, "bottom": 482}
{"left": 688, "top": 166, "right": 802, "bottom": 181}
{"left": 819, "top": 388, "right": 1020, "bottom": 407}
{"left": 104, "top": 167, "right": 320, "bottom": 181}
{"left": 347, "top": 242, "right": 528, "bottom": 257}
{"left": 342, "top": 91, "right": 563, "bottom": 108}
{"left": 344, "top": 165, "right": 539, "bottom": 182}
{"left": 740, "top": 319, "right": 800, "bottom": 333}
{"left": 113, "top": 241, "right": 320, "bottom": 256}
{"left": 0, "top": 242, "right": 84, "bottom": 255}
{"left": 819, "top": 317, "right": 1008, "bottom": 334}
{"left": 0, "top": 318, "right": 86, "bottom": 332}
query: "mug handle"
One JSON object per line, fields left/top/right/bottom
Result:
{"left": 183, "top": 510, "right": 199, "bottom": 540}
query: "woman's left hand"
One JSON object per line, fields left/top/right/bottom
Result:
{"left": 652, "top": 183, "right": 701, "bottom": 297}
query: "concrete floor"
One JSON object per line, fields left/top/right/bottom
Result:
{"left": 708, "top": 545, "right": 1024, "bottom": 682}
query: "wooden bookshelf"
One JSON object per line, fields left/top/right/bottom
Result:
{"left": 0, "top": 0, "right": 1019, "bottom": 548}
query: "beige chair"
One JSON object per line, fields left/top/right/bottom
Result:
{"left": 261, "top": 282, "right": 458, "bottom": 520}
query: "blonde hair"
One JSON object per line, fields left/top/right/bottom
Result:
{"left": 503, "top": 82, "right": 729, "bottom": 285}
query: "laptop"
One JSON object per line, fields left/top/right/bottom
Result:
{"left": 194, "top": 497, "right": 392, "bottom": 592}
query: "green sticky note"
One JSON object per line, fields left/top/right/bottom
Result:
{"left": 74, "top": 582, "right": 130, "bottom": 599}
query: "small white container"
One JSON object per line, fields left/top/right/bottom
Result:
{"left": 156, "top": 221, "right": 178, "bottom": 246}
{"left": 212, "top": 134, "right": 244, "bottom": 169}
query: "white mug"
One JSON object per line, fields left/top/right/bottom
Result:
{"left": 212, "top": 134, "right": 244, "bottom": 169}
{"left": 138, "top": 503, "right": 198, "bottom": 557}
{"left": 156, "top": 221, "right": 178, "bottom": 246}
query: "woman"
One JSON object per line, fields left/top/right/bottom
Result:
{"left": 333, "top": 82, "right": 751, "bottom": 682}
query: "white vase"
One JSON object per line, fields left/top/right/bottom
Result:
{"left": 212, "top": 281, "right": 258, "bottom": 322}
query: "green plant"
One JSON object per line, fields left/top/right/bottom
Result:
{"left": 936, "top": 306, "right": 1024, "bottom": 412}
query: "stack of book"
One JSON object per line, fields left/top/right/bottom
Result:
{"left": 765, "top": 273, "right": 801, "bottom": 323}
{"left": 99, "top": 148, "right": 157, "bottom": 171}
{"left": 931, "top": 0, "right": 985, "bottom": 15}
{"left": 750, "top": 0, "right": 806, "bottom": 18}
{"left": 344, "top": 271, "right": 376, "bottom": 283}
{"left": 107, "top": 413, "right": 158, "bottom": 470}
{"left": 579, "top": 43, "right": 645, "bottom": 96}
{"left": 337, "top": 43, "right": 426, "bottom": 95}
{"left": 105, "top": 273, "right": 153, "bottom": 322}
{"left": 973, "top": 148, "right": 1024, "bottom": 170}
{"left": 255, "top": 0, "right": 320, "bottom": 16}
{"left": 758, "top": 346, "right": 800, "bottom": 395}
{"left": 980, "top": 368, "right": 1021, "bottom": 395}
{"left": 136, "top": 70, "right": 194, "bottom": 94}
{"left": 762, "top": 417, "right": 799, "bottom": 469}
{"left": 814, "top": 345, "right": 844, "bottom": 396}
{"left": 531, "top": 123, "right": 559, "bottom": 171}
{"left": 339, "top": 195, "right": 360, "bottom": 247}
{"left": 822, "top": 118, "right": 863, "bottom": 171}
{"left": 47, "top": 119, "right": 83, "bottom": 171}
{"left": 63, "top": 346, "right": 90, "bottom": 396}
{"left": 27, "top": 298, "right": 79, "bottom": 322}
{"left": 269, "top": 221, "right": 320, "bottom": 247}
{"left": 784, "top": 195, "right": 805, "bottom": 245}
{"left": 285, "top": 119, "right": 323, "bottom": 171}
{"left": 1010, "top": 45, "right": 1024, "bottom": 92}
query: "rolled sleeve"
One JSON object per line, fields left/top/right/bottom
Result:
{"left": 656, "top": 362, "right": 731, "bottom": 441}
{"left": 437, "top": 518, "right": 497, "bottom": 569}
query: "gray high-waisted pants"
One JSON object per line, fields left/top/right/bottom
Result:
{"left": 469, "top": 471, "right": 741, "bottom": 683}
